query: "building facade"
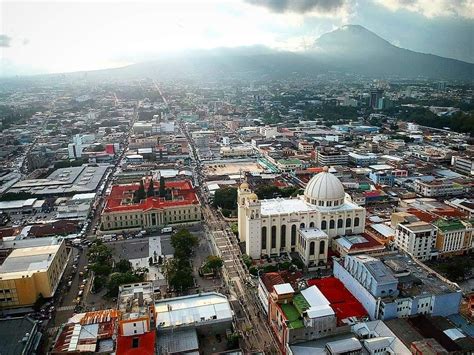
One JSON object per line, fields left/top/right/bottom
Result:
{"left": 0, "top": 238, "right": 68, "bottom": 308}
{"left": 101, "top": 179, "right": 201, "bottom": 232}
{"left": 238, "top": 170, "right": 366, "bottom": 259}
{"left": 394, "top": 221, "right": 437, "bottom": 261}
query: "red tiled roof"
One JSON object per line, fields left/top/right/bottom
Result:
{"left": 307, "top": 277, "right": 367, "bottom": 325}
{"left": 28, "top": 220, "right": 80, "bottom": 237}
{"left": 104, "top": 180, "right": 199, "bottom": 213}
{"left": 116, "top": 331, "right": 155, "bottom": 355}
{"left": 407, "top": 208, "right": 437, "bottom": 223}
{"left": 0, "top": 227, "right": 20, "bottom": 239}
{"left": 260, "top": 270, "right": 303, "bottom": 292}
{"left": 346, "top": 233, "right": 385, "bottom": 252}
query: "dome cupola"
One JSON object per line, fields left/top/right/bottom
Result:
{"left": 304, "top": 167, "right": 345, "bottom": 207}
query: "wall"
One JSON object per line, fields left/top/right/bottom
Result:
{"left": 334, "top": 260, "right": 378, "bottom": 320}
{"left": 431, "top": 291, "right": 462, "bottom": 317}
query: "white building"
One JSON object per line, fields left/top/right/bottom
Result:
{"left": 394, "top": 221, "right": 437, "bottom": 261}
{"left": 259, "top": 126, "right": 278, "bottom": 139}
{"left": 451, "top": 156, "right": 474, "bottom": 176}
{"left": 238, "top": 169, "right": 366, "bottom": 259}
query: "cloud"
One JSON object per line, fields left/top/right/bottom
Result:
{"left": 0, "top": 35, "right": 12, "bottom": 47}
{"left": 244, "top": 0, "right": 346, "bottom": 14}
{"left": 374, "top": 0, "right": 474, "bottom": 18}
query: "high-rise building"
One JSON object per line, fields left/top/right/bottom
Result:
{"left": 369, "top": 89, "right": 384, "bottom": 109}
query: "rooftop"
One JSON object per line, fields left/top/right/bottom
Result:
{"left": 307, "top": 277, "right": 367, "bottom": 325}
{"left": 118, "top": 283, "right": 155, "bottom": 321}
{"left": 280, "top": 303, "right": 304, "bottom": 329}
{"left": 299, "top": 228, "right": 328, "bottom": 240}
{"left": 260, "top": 196, "right": 362, "bottom": 216}
{"left": 0, "top": 316, "right": 40, "bottom": 355}
{"left": 10, "top": 164, "right": 108, "bottom": 195}
{"left": 104, "top": 180, "right": 199, "bottom": 213}
{"left": 381, "top": 253, "right": 459, "bottom": 296}
{"left": 274, "top": 283, "right": 294, "bottom": 295}
{"left": 154, "top": 292, "right": 232, "bottom": 329}
{"left": 433, "top": 219, "right": 466, "bottom": 232}
{"left": 0, "top": 240, "right": 62, "bottom": 279}
{"left": 335, "top": 233, "right": 385, "bottom": 253}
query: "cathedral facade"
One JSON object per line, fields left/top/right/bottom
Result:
{"left": 238, "top": 169, "right": 366, "bottom": 260}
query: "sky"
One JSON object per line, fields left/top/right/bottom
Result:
{"left": 0, "top": 0, "right": 473, "bottom": 76}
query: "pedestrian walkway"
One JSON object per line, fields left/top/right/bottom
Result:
{"left": 56, "top": 305, "right": 75, "bottom": 312}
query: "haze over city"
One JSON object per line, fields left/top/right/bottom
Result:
{"left": 1, "top": 0, "right": 473, "bottom": 75}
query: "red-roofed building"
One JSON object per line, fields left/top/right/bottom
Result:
{"left": 307, "top": 277, "right": 368, "bottom": 325}
{"left": 332, "top": 233, "right": 386, "bottom": 257}
{"left": 116, "top": 331, "right": 155, "bottom": 355}
{"left": 258, "top": 270, "right": 303, "bottom": 314}
{"left": 101, "top": 179, "right": 201, "bottom": 232}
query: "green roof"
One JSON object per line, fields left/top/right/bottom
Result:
{"left": 293, "top": 293, "right": 310, "bottom": 314}
{"left": 433, "top": 219, "right": 465, "bottom": 232}
{"left": 278, "top": 158, "right": 302, "bottom": 165}
{"left": 280, "top": 304, "right": 304, "bottom": 329}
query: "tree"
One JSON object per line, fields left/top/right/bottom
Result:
{"left": 134, "top": 179, "right": 146, "bottom": 203}
{"left": 205, "top": 256, "right": 224, "bottom": 271}
{"left": 159, "top": 176, "right": 166, "bottom": 198}
{"left": 148, "top": 257, "right": 153, "bottom": 266}
{"left": 93, "top": 275, "right": 106, "bottom": 292}
{"left": 114, "top": 259, "right": 132, "bottom": 273}
{"left": 90, "top": 262, "right": 112, "bottom": 276}
{"left": 147, "top": 178, "right": 155, "bottom": 197}
{"left": 212, "top": 187, "right": 237, "bottom": 210}
{"left": 87, "top": 241, "right": 113, "bottom": 264}
{"left": 165, "top": 259, "right": 194, "bottom": 291}
{"left": 171, "top": 229, "right": 198, "bottom": 259}
{"left": 33, "top": 293, "right": 45, "bottom": 312}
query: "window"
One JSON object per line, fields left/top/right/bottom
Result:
{"left": 271, "top": 226, "right": 277, "bottom": 249}
{"left": 321, "top": 220, "right": 327, "bottom": 230}
{"left": 309, "top": 242, "right": 315, "bottom": 255}
{"left": 329, "top": 220, "right": 335, "bottom": 229}
{"left": 354, "top": 217, "right": 360, "bottom": 227}
{"left": 132, "top": 337, "right": 139, "bottom": 348}
{"left": 309, "top": 221, "right": 314, "bottom": 228}
{"left": 261, "top": 227, "right": 267, "bottom": 249}
{"left": 300, "top": 223, "right": 305, "bottom": 229}
{"left": 291, "top": 225, "right": 297, "bottom": 246}
{"left": 346, "top": 218, "right": 351, "bottom": 228}
{"left": 337, "top": 219, "right": 343, "bottom": 228}
{"left": 281, "top": 225, "right": 286, "bottom": 248}
{"left": 319, "top": 240, "right": 325, "bottom": 254}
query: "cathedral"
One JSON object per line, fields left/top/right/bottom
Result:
{"left": 238, "top": 168, "right": 366, "bottom": 262}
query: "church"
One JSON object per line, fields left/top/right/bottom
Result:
{"left": 238, "top": 168, "right": 366, "bottom": 262}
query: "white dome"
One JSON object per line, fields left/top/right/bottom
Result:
{"left": 304, "top": 170, "right": 345, "bottom": 206}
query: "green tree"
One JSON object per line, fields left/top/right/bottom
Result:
{"left": 147, "top": 178, "right": 155, "bottom": 197}
{"left": 171, "top": 229, "right": 198, "bottom": 259}
{"left": 90, "top": 263, "right": 112, "bottom": 276}
{"left": 134, "top": 179, "right": 146, "bottom": 203}
{"left": 205, "top": 255, "right": 224, "bottom": 271}
{"left": 159, "top": 176, "right": 166, "bottom": 197}
{"left": 93, "top": 275, "right": 106, "bottom": 292}
{"left": 165, "top": 259, "right": 194, "bottom": 291}
{"left": 87, "top": 241, "right": 113, "bottom": 264}
{"left": 114, "top": 259, "right": 132, "bottom": 273}
{"left": 212, "top": 187, "right": 237, "bottom": 210}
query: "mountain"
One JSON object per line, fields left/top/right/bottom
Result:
{"left": 310, "top": 25, "right": 473, "bottom": 80}
{"left": 60, "top": 25, "right": 474, "bottom": 81}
